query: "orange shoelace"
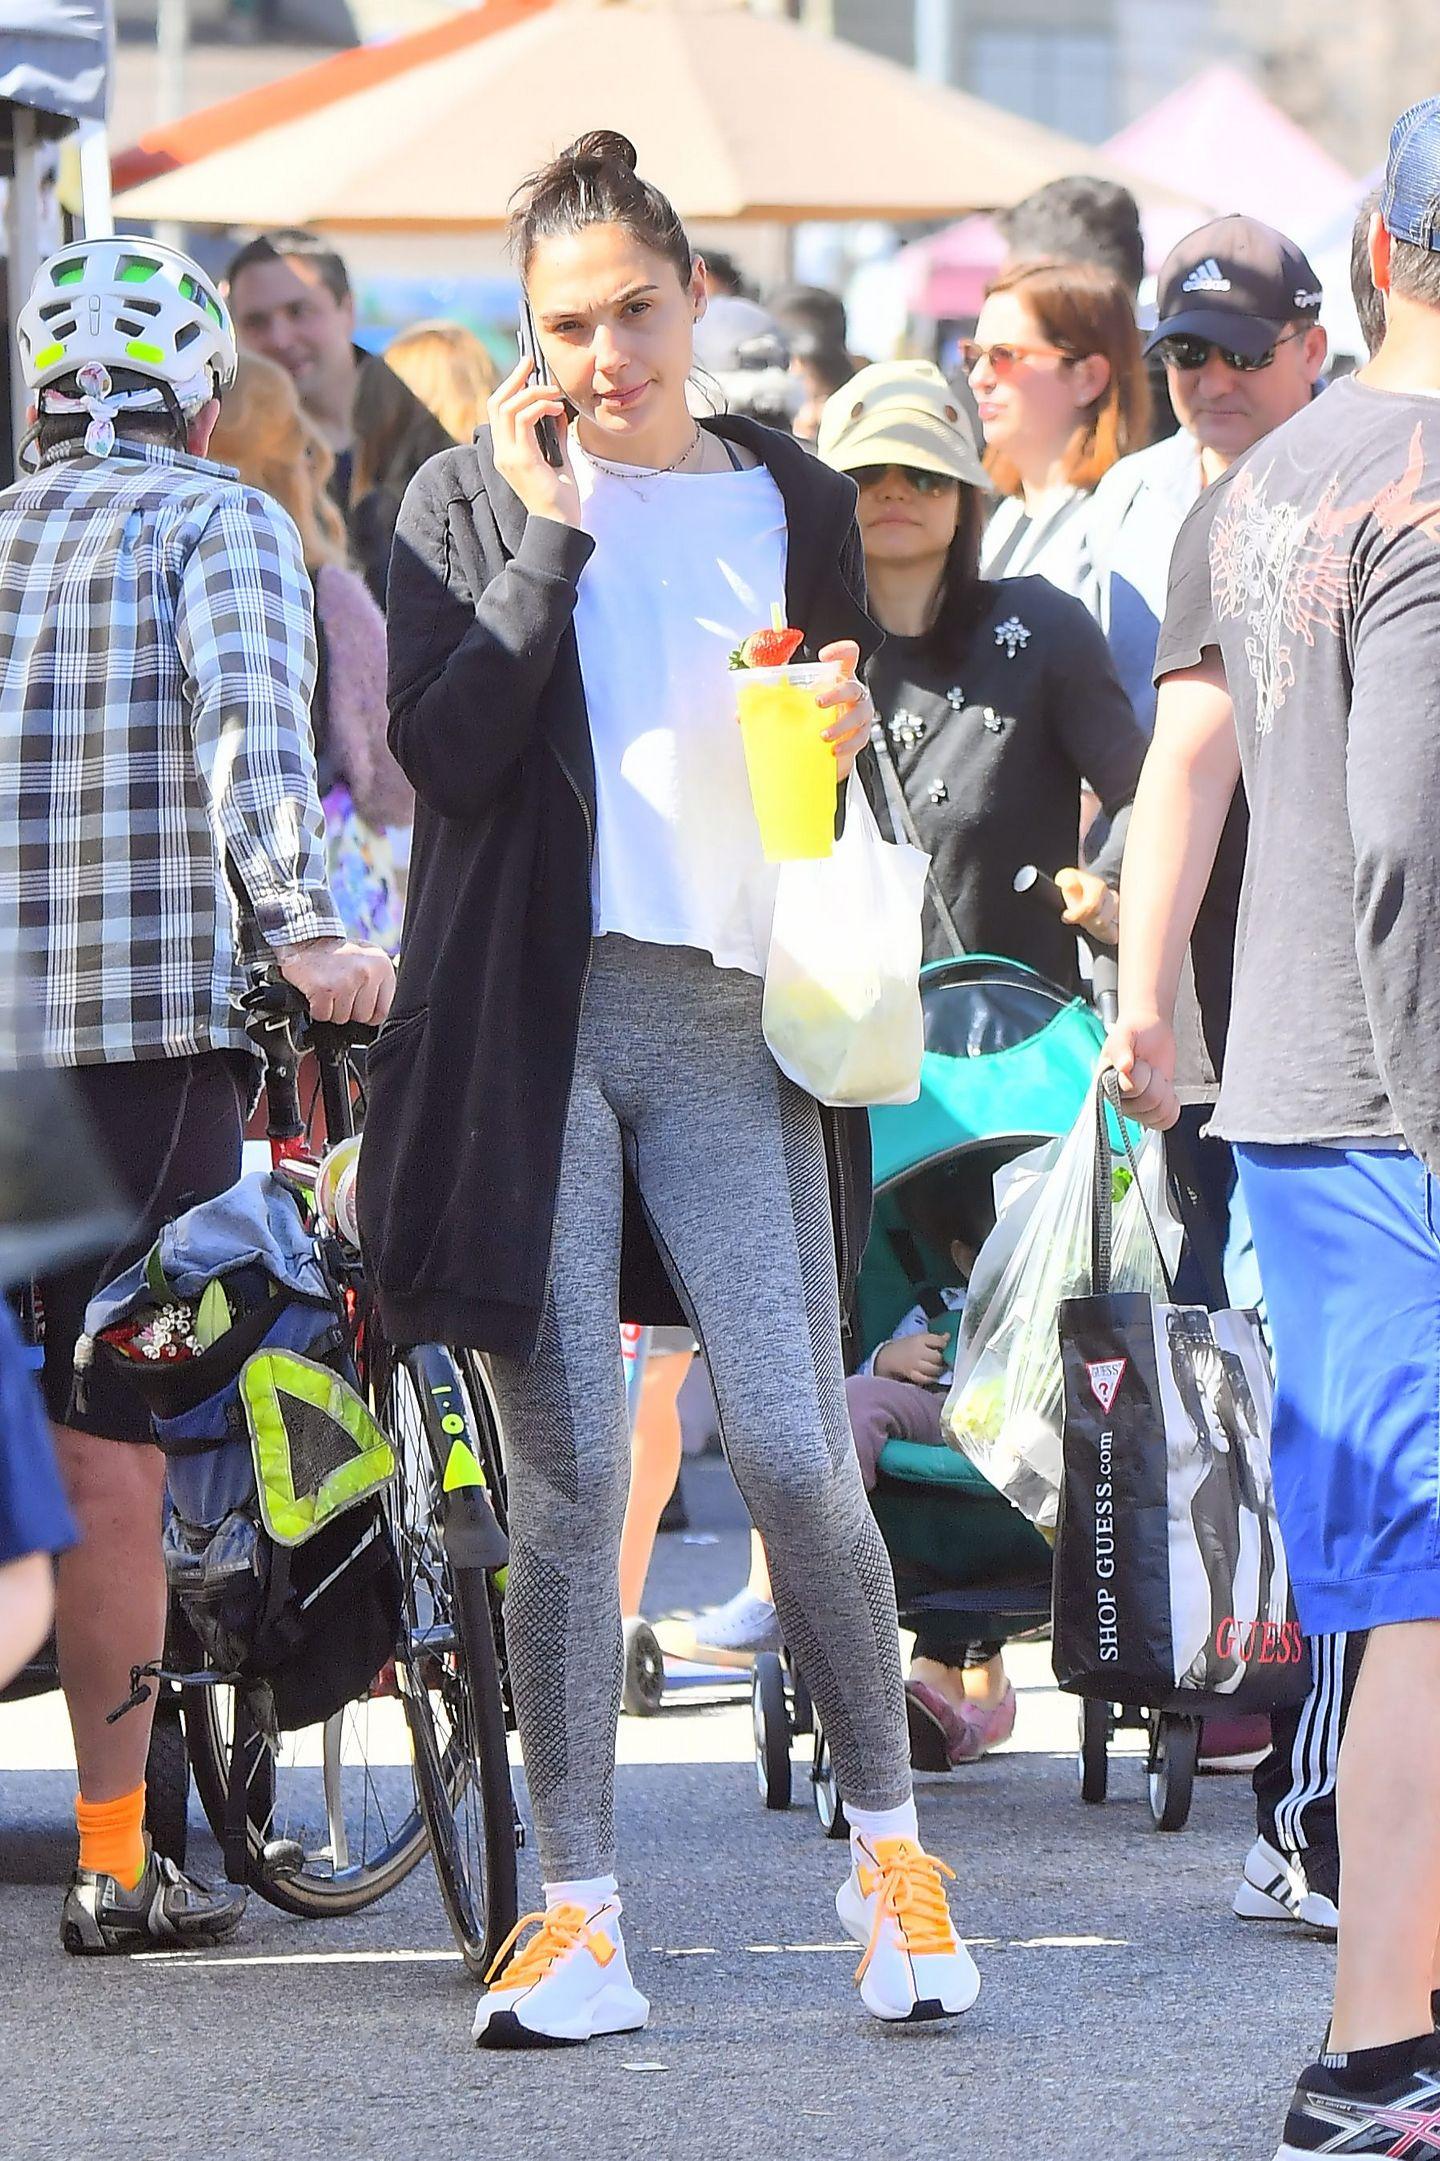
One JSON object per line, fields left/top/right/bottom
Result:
{"left": 855, "top": 1841, "right": 958, "bottom": 1980}
{"left": 483, "top": 1903, "right": 616, "bottom": 1991}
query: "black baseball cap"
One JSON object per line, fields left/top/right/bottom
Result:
{"left": 1145, "top": 214, "right": 1324, "bottom": 360}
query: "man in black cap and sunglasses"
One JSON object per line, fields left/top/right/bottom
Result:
{"left": 1090, "top": 215, "right": 1329, "bottom": 734}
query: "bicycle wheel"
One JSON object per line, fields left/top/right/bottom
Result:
{"left": 186, "top": 1682, "right": 431, "bottom": 1916}
{"left": 184, "top": 1445, "right": 434, "bottom": 1916}
{"left": 380, "top": 1344, "right": 518, "bottom": 1976}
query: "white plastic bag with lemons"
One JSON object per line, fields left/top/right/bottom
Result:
{"left": 760, "top": 773, "right": 929, "bottom": 1107}
{"left": 944, "top": 1074, "right": 1183, "bottom": 1534}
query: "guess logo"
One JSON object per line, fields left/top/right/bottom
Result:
{"left": 1086, "top": 1358, "right": 1127, "bottom": 1414}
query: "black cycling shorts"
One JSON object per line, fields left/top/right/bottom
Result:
{"left": 36, "top": 1052, "right": 246, "bottom": 1443}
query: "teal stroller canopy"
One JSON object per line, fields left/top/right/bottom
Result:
{"left": 858, "top": 955, "right": 1105, "bottom": 1357}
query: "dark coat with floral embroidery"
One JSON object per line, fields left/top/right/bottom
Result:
{"left": 359, "top": 416, "right": 880, "bottom": 1357}
{"left": 866, "top": 574, "right": 1144, "bottom": 990}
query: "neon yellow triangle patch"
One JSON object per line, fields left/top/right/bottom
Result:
{"left": 442, "top": 1438, "right": 486, "bottom": 1493}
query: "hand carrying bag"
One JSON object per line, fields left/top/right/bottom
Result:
{"left": 1052, "top": 1076, "right": 1309, "bottom": 1712}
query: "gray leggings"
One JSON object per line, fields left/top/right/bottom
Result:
{"left": 488, "top": 936, "right": 911, "bottom": 1881}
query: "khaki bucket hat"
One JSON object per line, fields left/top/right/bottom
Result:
{"left": 817, "top": 360, "right": 992, "bottom": 491}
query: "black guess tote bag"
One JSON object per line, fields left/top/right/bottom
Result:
{"left": 1051, "top": 1078, "right": 1309, "bottom": 1714}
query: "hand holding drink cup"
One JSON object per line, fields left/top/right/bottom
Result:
{"left": 731, "top": 607, "right": 873, "bottom": 862}
{"left": 813, "top": 637, "right": 872, "bottom": 778}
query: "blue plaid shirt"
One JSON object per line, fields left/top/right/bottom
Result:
{"left": 0, "top": 438, "right": 342, "bottom": 1067}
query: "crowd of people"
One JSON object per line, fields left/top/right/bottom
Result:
{"left": 2, "top": 78, "right": 1440, "bottom": 2157}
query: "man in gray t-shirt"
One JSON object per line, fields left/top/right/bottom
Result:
{"left": 1106, "top": 94, "right": 1440, "bottom": 2156}
{"left": 1155, "top": 373, "right": 1440, "bottom": 1156}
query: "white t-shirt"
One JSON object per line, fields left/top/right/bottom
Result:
{"left": 570, "top": 438, "right": 789, "bottom": 977}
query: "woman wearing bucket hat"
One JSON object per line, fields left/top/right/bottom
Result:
{"left": 818, "top": 361, "right": 1146, "bottom": 990}
{"left": 808, "top": 361, "right": 1144, "bottom": 1764}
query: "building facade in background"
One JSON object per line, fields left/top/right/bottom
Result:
{"left": 823, "top": 0, "right": 1428, "bottom": 161}
{"left": 1219, "top": 0, "right": 1440, "bottom": 168}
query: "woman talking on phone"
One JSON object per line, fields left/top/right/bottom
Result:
{"left": 361, "top": 133, "right": 976, "bottom": 2047}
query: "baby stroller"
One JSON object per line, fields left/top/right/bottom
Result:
{"left": 752, "top": 953, "right": 1105, "bottom": 1834}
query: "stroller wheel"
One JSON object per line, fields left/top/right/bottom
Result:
{"left": 811, "top": 1725, "right": 849, "bottom": 1840}
{"left": 752, "top": 1653, "right": 792, "bottom": 1810}
{"left": 1077, "top": 1698, "right": 1110, "bottom": 1806}
{"left": 621, "top": 1618, "right": 665, "bottom": 1717}
{"left": 789, "top": 1666, "right": 814, "bottom": 1737}
{"left": 1148, "top": 1713, "right": 1200, "bottom": 1832}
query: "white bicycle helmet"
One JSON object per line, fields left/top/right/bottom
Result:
{"left": 16, "top": 237, "right": 238, "bottom": 456}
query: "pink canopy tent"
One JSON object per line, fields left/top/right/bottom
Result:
{"left": 907, "top": 64, "right": 1358, "bottom": 321}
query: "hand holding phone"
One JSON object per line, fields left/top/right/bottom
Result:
{"left": 517, "top": 296, "right": 566, "bottom": 469}
{"left": 489, "top": 309, "right": 581, "bottom": 528}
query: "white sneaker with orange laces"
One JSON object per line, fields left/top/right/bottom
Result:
{"left": 472, "top": 1899, "right": 650, "bottom": 2049}
{"left": 836, "top": 1836, "right": 981, "bottom": 2023}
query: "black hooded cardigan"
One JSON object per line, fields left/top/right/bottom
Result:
{"left": 359, "top": 415, "right": 880, "bottom": 1357}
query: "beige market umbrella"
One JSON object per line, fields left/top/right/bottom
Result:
{"left": 114, "top": 0, "right": 1190, "bottom": 230}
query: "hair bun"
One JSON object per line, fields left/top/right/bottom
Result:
{"left": 510, "top": 131, "right": 691, "bottom": 286}
{"left": 563, "top": 130, "right": 639, "bottom": 179}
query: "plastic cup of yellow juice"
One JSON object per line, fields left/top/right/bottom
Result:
{"left": 734, "top": 661, "right": 841, "bottom": 862}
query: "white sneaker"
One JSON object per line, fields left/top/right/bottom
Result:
{"left": 654, "top": 1589, "right": 783, "bottom": 1669}
{"left": 835, "top": 1836, "right": 981, "bottom": 2023}
{"left": 1233, "top": 1836, "right": 1339, "bottom": 1936}
{"left": 472, "top": 1899, "right": 650, "bottom": 2049}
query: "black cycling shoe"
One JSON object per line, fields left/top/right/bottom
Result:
{"left": 1273, "top": 2035, "right": 1440, "bottom": 2156}
{"left": 60, "top": 1839, "right": 246, "bottom": 1955}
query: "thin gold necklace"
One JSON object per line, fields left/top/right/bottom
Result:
{"left": 584, "top": 423, "right": 705, "bottom": 479}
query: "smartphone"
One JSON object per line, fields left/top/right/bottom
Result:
{"left": 517, "top": 294, "right": 566, "bottom": 470}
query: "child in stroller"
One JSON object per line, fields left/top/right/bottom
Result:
{"left": 845, "top": 1170, "right": 1017, "bottom": 1771}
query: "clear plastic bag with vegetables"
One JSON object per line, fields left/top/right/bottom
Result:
{"left": 942, "top": 1074, "right": 1182, "bottom": 1535}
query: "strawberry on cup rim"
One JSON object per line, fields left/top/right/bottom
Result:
{"left": 728, "top": 625, "right": 806, "bottom": 670}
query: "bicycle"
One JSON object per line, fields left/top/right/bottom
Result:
{"left": 172, "top": 976, "right": 519, "bottom": 1972}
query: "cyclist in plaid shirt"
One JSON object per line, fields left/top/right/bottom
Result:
{"left": 3, "top": 238, "right": 393, "bottom": 1953}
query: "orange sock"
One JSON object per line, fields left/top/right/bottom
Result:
{"left": 75, "top": 1783, "right": 147, "bottom": 1889}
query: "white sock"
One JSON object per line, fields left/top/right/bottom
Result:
{"left": 544, "top": 1874, "right": 620, "bottom": 1923}
{"left": 845, "top": 1798, "right": 920, "bottom": 1856}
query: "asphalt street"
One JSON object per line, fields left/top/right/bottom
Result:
{"left": 0, "top": 1455, "right": 1330, "bottom": 2161}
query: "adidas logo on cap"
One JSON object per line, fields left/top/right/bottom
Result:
{"left": 1182, "top": 257, "right": 1231, "bottom": 294}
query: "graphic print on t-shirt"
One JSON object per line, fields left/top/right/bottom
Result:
{"left": 1210, "top": 423, "right": 1440, "bottom": 736}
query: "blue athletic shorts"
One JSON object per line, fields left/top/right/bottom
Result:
{"left": 0, "top": 1296, "right": 75, "bottom": 1565}
{"left": 1235, "top": 1142, "right": 1440, "bottom": 1635}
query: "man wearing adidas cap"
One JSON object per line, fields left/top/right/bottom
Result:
{"left": 1090, "top": 214, "right": 1329, "bottom": 737}
{"left": 1107, "top": 97, "right": 1440, "bottom": 2156}
{"left": 2, "top": 239, "right": 393, "bottom": 1953}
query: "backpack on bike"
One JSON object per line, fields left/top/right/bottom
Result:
{"left": 82, "top": 1173, "right": 401, "bottom": 1738}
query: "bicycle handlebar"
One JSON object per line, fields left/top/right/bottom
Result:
{"left": 240, "top": 973, "right": 379, "bottom": 1063}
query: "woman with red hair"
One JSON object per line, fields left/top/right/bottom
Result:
{"left": 970, "top": 257, "right": 1150, "bottom": 608}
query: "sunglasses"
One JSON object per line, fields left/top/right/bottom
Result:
{"left": 1156, "top": 326, "right": 1307, "bottom": 374}
{"left": 851, "top": 464, "right": 960, "bottom": 496}
{"left": 960, "top": 339, "right": 1076, "bottom": 376}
